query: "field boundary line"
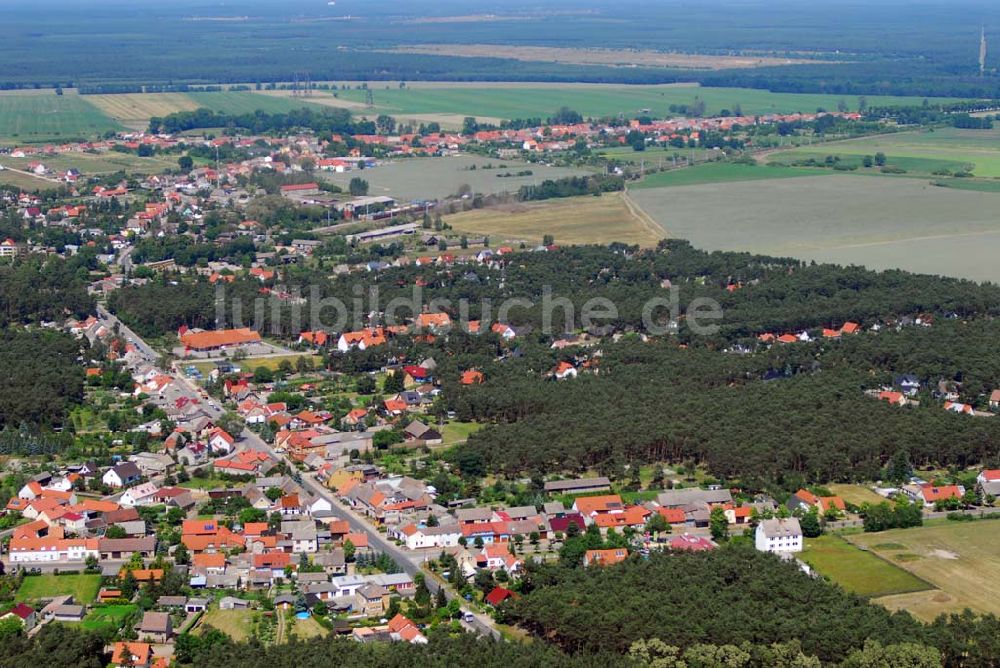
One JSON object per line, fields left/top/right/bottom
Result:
{"left": 622, "top": 188, "right": 667, "bottom": 239}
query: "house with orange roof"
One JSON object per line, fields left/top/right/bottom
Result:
{"left": 8, "top": 535, "right": 99, "bottom": 563}
{"left": 912, "top": 483, "right": 964, "bottom": 508}
{"left": 414, "top": 312, "right": 452, "bottom": 331}
{"left": 180, "top": 328, "right": 261, "bottom": 353}
{"left": 192, "top": 552, "right": 227, "bottom": 575}
{"left": 552, "top": 361, "right": 578, "bottom": 380}
{"left": 572, "top": 494, "right": 625, "bottom": 519}
{"left": 478, "top": 542, "right": 523, "bottom": 573}
{"left": 337, "top": 327, "right": 387, "bottom": 352}
{"left": 840, "top": 322, "right": 861, "bottom": 334}
{"left": 298, "top": 330, "right": 328, "bottom": 347}
{"left": 593, "top": 505, "right": 650, "bottom": 530}
{"left": 460, "top": 369, "right": 484, "bottom": 385}
{"left": 787, "top": 489, "right": 846, "bottom": 516}
{"left": 112, "top": 642, "right": 152, "bottom": 668}
{"left": 583, "top": 548, "right": 629, "bottom": 567}
{"left": 343, "top": 408, "right": 369, "bottom": 426}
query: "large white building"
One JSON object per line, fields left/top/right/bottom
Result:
{"left": 7, "top": 537, "right": 100, "bottom": 563}
{"left": 754, "top": 517, "right": 803, "bottom": 554}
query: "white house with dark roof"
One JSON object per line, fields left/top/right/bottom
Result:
{"left": 755, "top": 518, "right": 803, "bottom": 554}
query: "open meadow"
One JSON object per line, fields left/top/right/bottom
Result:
{"left": 847, "top": 520, "right": 1000, "bottom": 620}
{"left": 800, "top": 535, "right": 931, "bottom": 599}
{"left": 320, "top": 155, "right": 591, "bottom": 201}
{"left": 445, "top": 192, "right": 664, "bottom": 247}
{"left": 0, "top": 92, "right": 121, "bottom": 142}
{"left": 631, "top": 173, "right": 1000, "bottom": 282}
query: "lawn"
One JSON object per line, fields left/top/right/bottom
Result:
{"left": 800, "top": 535, "right": 930, "bottom": 598}
{"left": 827, "top": 484, "right": 887, "bottom": 507}
{"left": 445, "top": 192, "right": 663, "bottom": 247}
{"left": 439, "top": 421, "right": 484, "bottom": 446}
{"left": 16, "top": 574, "right": 101, "bottom": 604}
{"left": 847, "top": 520, "right": 1000, "bottom": 620}
{"left": 288, "top": 613, "right": 328, "bottom": 640}
{"left": 81, "top": 604, "right": 138, "bottom": 633}
{"left": 197, "top": 608, "right": 254, "bottom": 642}
{"left": 633, "top": 162, "right": 816, "bottom": 189}
{"left": 332, "top": 83, "right": 960, "bottom": 122}
{"left": 0, "top": 93, "right": 121, "bottom": 143}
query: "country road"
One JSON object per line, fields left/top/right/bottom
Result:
{"left": 95, "top": 304, "right": 502, "bottom": 639}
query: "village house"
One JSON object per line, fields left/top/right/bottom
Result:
{"left": 755, "top": 518, "right": 803, "bottom": 554}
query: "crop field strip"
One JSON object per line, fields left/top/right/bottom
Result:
{"left": 0, "top": 93, "right": 122, "bottom": 141}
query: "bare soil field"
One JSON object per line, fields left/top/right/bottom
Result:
{"left": 631, "top": 174, "right": 1000, "bottom": 282}
{"left": 445, "top": 192, "right": 664, "bottom": 247}
{"left": 386, "top": 44, "right": 824, "bottom": 70}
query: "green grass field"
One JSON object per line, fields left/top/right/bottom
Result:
{"left": 16, "top": 574, "right": 101, "bottom": 604}
{"left": 767, "top": 151, "right": 972, "bottom": 175}
{"left": 0, "top": 94, "right": 121, "bottom": 142}
{"left": 332, "top": 83, "right": 961, "bottom": 121}
{"left": 186, "top": 92, "right": 326, "bottom": 116}
{"left": 932, "top": 178, "right": 1000, "bottom": 193}
{"left": 847, "top": 520, "right": 1000, "bottom": 620}
{"left": 81, "top": 604, "right": 137, "bottom": 633}
{"left": 800, "top": 535, "right": 930, "bottom": 598}
{"left": 768, "top": 128, "right": 1000, "bottom": 178}
{"left": 634, "top": 162, "right": 816, "bottom": 189}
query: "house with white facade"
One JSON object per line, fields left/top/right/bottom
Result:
{"left": 754, "top": 518, "right": 803, "bottom": 554}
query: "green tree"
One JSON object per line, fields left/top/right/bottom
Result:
{"left": 349, "top": 177, "right": 369, "bottom": 196}
{"left": 709, "top": 506, "right": 729, "bottom": 541}
{"left": 799, "top": 508, "right": 822, "bottom": 538}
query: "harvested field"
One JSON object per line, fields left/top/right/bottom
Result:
{"left": 445, "top": 192, "right": 664, "bottom": 247}
{"left": 84, "top": 93, "right": 202, "bottom": 129}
